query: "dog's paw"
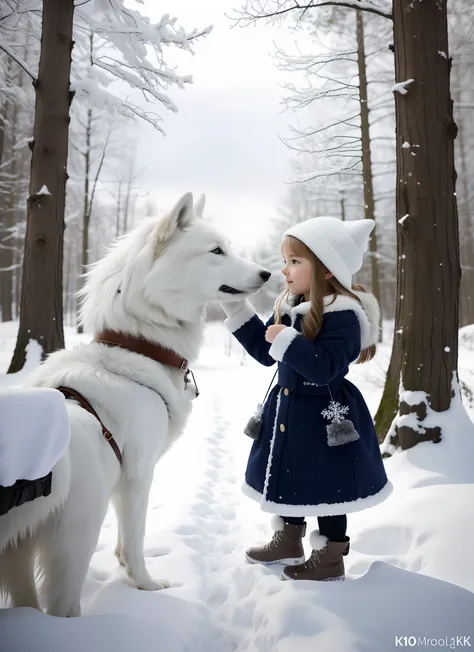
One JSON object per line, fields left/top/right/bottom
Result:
{"left": 137, "top": 577, "right": 170, "bottom": 591}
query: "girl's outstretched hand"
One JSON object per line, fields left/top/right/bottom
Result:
{"left": 220, "top": 299, "right": 247, "bottom": 317}
{"left": 265, "top": 324, "right": 287, "bottom": 343}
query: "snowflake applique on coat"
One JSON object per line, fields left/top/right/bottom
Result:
{"left": 321, "top": 394, "right": 360, "bottom": 447}
{"left": 321, "top": 400, "right": 349, "bottom": 424}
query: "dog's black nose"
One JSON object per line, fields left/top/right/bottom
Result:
{"left": 260, "top": 271, "right": 271, "bottom": 282}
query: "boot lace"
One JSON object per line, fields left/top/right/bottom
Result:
{"left": 307, "top": 549, "right": 322, "bottom": 570}
{"left": 263, "top": 530, "right": 283, "bottom": 551}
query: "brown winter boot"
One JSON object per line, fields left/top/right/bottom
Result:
{"left": 245, "top": 516, "right": 306, "bottom": 566}
{"left": 281, "top": 530, "right": 350, "bottom": 581}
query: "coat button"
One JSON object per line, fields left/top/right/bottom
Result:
{"left": 280, "top": 424, "right": 286, "bottom": 432}
{"left": 284, "top": 388, "right": 289, "bottom": 396}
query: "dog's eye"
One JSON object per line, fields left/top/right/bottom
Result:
{"left": 210, "top": 246, "right": 224, "bottom": 255}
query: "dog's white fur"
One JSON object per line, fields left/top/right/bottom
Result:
{"left": 0, "top": 193, "right": 270, "bottom": 617}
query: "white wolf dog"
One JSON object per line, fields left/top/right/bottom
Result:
{"left": 0, "top": 193, "right": 271, "bottom": 617}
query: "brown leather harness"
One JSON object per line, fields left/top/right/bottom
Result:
{"left": 57, "top": 330, "right": 198, "bottom": 466}
{"left": 56, "top": 385, "right": 124, "bottom": 465}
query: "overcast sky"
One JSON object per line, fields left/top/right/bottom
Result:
{"left": 134, "top": 0, "right": 313, "bottom": 248}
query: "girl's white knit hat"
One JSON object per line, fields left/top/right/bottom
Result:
{"left": 284, "top": 216, "right": 375, "bottom": 291}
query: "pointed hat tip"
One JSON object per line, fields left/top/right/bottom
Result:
{"left": 345, "top": 219, "right": 375, "bottom": 247}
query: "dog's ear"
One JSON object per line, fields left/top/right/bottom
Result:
{"left": 153, "top": 192, "right": 194, "bottom": 256}
{"left": 171, "top": 192, "right": 194, "bottom": 230}
{"left": 195, "top": 194, "right": 206, "bottom": 218}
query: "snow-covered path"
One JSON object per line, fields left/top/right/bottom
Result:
{"left": 1, "top": 322, "right": 474, "bottom": 651}
{"left": 171, "top": 395, "right": 247, "bottom": 651}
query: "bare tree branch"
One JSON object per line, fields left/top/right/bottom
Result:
{"left": 88, "top": 127, "right": 111, "bottom": 219}
{"left": 0, "top": 39, "right": 36, "bottom": 81}
{"left": 230, "top": 0, "right": 392, "bottom": 26}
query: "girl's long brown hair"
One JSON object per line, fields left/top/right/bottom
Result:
{"left": 275, "top": 235, "right": 376, "bottom": 364}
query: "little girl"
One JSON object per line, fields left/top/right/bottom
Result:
{"left": 222, "top": 216, "right": 392, "bottom": 582}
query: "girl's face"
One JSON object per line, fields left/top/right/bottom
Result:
{"left": 281, "top": 244, "right": 313, "bottom": 297}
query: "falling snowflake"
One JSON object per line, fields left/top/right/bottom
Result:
{"left": 321, "top": 401, "right": 349, "bottom": 424}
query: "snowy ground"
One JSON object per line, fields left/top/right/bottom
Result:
{"left": 1, "top": 320, "right": 474, "bottom": 652}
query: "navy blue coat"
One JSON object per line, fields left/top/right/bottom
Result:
{"left": 226, "top": 293, "right": 391, "bottom": 517}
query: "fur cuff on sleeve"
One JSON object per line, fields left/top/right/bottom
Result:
{"left": 269, "top": 327, "right": 299, "bottom": 361}
{"left": 223, "top": 300, "right": 256, "bottom": 332}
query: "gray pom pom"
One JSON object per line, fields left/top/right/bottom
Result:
{"left": 326, "top": 419, "right": 360, "bottom": 447}
{"left": 244, "top": 414, "right": 263, "bottom": 440}
{"left": 244, "top": 404, "right": 263, "bottom": 440}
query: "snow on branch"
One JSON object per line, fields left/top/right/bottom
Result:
{"left": 70, "top": 78, "right": 166, "bottom": 133}
{"left": 232, "top": 0, "right": 392, "bottom": 25}
{"left": 0, "top": 262, "right": 22, "bottom": 272}
{"left": 91, "top": 56, "right": 186, "bottom": 111}
{"left": 0, "top": 38, "right": 36, "bottom": 81}
{"left": 392, "top": 79, "right": 415, "bottom": 95}
{"left": 0, "top": 76, "right": 30, "bottom": 105}
{"left": 72, "top": 0, "right": 212, "bottom": 132}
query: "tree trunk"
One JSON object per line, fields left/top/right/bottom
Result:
{"left": 340, "top": 187, "right": 346, "bottom": 222}
{"left": 456, "top": 112, "right": 474, "bottom": 327}
{"left": 13, "top": 221, "right": 22, "bottom": 318}
{"left": 356, "top": 8, "right": 382, "bottom": 341}
{"left": 8, "top": 0, "right": 75, "bottom": 373}
{"left": 116, "top": 180, "right": 123, "bottom": 238}
{"left": 65, "top": 230, "right": 78, "bottom": 327}
{"left": 0, "top": 58, "right": 12, "bottom": 321}
{"left": 374, "top": 320, "right": 402, "bottom": 445}
{"left": 1, "top": 77, "right": 20, "bottom": 323}
{"left": 77, "top": 108, "right": 92, "bottom": 334}
{"left": 3, "top": 146, "right": 16, "bottom": 323}
{"left": 122, "top": 148, "right": 136, "bottom": 234}
{"left": 123, "top": 167, "right": 132, "bottom": 234}
{"left": 0, "top": 98, "right": 6, "bottom": 167}
{"left": 12, "top": 24, "right": 32, "bottom": 320}
{"left": 391, "top": 0, "right": 460, "bottom": 449}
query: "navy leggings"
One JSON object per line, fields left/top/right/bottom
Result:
{"left": 282, "top": 515, "right": 347, "bottom": 542}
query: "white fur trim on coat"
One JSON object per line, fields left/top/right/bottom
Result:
{"left": 268, "top": 327, "right": 299, "bottom": 362}
{"left": 223, "top": 300, "right": 256, "bottom": 333}
{"left": 276, "top": 291, "right": 380, "bottom": 349}
{"left": 241, "top": 478, "right": 393, "bottom": 517}
{"left": 309, "top": 530, "right": 328, "bottom": 551}
{"left": 262, "top": 388, "right": 283, "bottom": 498}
